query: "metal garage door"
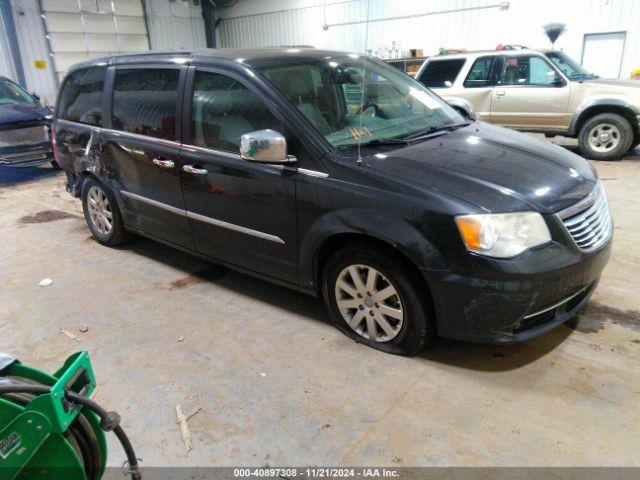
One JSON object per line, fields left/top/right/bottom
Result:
{"left": 41, "top": 0, "right": 150, "bottom": 80}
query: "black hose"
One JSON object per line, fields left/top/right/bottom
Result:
{"left": 0, "top": 384, "right": 141, "bottom": 480}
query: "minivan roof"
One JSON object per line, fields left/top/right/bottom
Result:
{"left": 71, "top": 47, "right": 361, "bottom": 71}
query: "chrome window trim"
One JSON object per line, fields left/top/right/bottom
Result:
{"left": 101, "top": 128, "right": 181, "bottom": 149}
{"left": 181, "top": 143, "right": 241, "bottom": 160}
{"left": 120, "top": 190, "right": 285, "bottom": 244}
{"left": 523, "top": 285, "right": 588, "bottom": 319}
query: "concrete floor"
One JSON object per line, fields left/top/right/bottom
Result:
{"left": 1, "top": 142, "right": 639, "bottom": 468}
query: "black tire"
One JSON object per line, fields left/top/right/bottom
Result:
{"left": 321, "top": 244, "right": 435, "bottom": 356}
{"left": 578, "top": 113, "right": 633, "bottom": 160}
{"left": 81, "top": 176, "right": 129, "bottom": 246}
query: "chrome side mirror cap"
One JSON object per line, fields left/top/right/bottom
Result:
{"left": 239, "top": 129, "right": 297, "bottom": 164}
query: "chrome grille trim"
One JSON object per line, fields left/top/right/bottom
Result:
{"left": 0, "top": 126, "right": 48, "bottom": 147}
{"left": 558, "top": 183, "right": 612, "bottom": 252}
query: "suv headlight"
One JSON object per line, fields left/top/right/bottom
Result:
{"left": 455, "top": 212, "right": 551, "bottom": 258}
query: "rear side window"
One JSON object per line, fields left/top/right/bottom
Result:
{"left": 191, "top": 71, "right": 281, "bottom": 152}
{"left": 464, "top": 56, "right": 496, "bottom": 87}
{"left": 418, "top": 59, "right": 465, "bottom": 88}
{"left": 58, "top": 68, "right": 105, "bottom": 126}
{"left": 112, "top": 68, "right": 179, "bottom": 141}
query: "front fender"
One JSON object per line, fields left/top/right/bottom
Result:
{"left": 442, "top": 97, "right": 476, "bottom": 119}
{"left": 569, "top": 97, "right": 639, "bottom": 135}
{"left": 298, "top": 208, "right": 445, "bottom": 291}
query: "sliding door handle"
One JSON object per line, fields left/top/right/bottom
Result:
{"left": 152, "top": 158, "right": 175, "bottom": 169}
{"left": 183, "top": 165, "right": 208, "bottom": 176}
{"left": 495, "top": 90, "right": 506, "bottom": 96}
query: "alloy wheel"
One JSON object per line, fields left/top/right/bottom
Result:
{"left": 87, "top": 186, "right": 113, "bottom": 236}
{"left": 588, "top": 123, "right": 621, "bottom": 153}
{"left": 334, "top": 264, "right": 404, "bottom": 342}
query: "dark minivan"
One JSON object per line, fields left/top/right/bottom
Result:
{"left": 0, "top": 76, "right": 53, "bottom": 167}
{"left": 53, "top": 49, "right": 612, "bottom": 355}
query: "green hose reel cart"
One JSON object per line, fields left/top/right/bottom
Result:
{"left": 0, "top": 351, "right": 140, "bottom": 480}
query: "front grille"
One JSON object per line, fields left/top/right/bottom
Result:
{"left": 0, "top": 125, "right": 48, "bottom": 147}
{"left": 559, "top": 183, "right": 612, "bottom": 252}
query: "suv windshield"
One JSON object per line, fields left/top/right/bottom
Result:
{"left": 546, "top": 51, "right": 598, "bottom": 80}
{"left": 257, "top": 55, "right": 463, "bottom": 149}
{"left": 0, "top": 78, "right": 36, "bottom": 106}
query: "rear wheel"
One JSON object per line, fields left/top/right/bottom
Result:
{"left": 578, "top": 113, "right": 633, "bottom": 160}
{"left": 322, "top": 245, "right": 434, "bottom": 355}
{"left": 81, "top": 177, "right": 129, "bottom": 246}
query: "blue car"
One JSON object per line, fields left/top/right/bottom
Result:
{"left": 0, "top": 76, "right": 54, "bottom": 167}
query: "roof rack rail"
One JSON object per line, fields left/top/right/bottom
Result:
{"left": 496, "top": 44, "right": 529, "bottom": 50}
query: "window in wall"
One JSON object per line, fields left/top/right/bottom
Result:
{"left": 191, "top": 71, "right": 281, "bottom": 152}
{"left": 463, "top": 56, "right": 496, "bottom": 87}
{"left": 58, "top": 68, "right": 105, "bottom": 126}
{"left": 499, "top": 55, "right": 558, "bottom": 86}
{"left": 418, "top": 59, "right": 465, "bottom": 88}
{"left": 112, "top": 68, "right": 179, "bottom": 140}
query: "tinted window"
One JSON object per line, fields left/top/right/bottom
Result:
{"left": 192, "top": 71, "right": 280, "bottom": 152}
{"left": 418, "top": 59, "right": 465, "bottom": 88}
{"left": 112, "top": 68, "right": 179, "bottom": 140}
{"left": 464, "top": 56, "right": 496, "bottom": 87}
{"left": 58, "top": 68, "right": 105, "bottom": 126}
{"left": 499, "top": 55, "right": 558, "bottom": 86}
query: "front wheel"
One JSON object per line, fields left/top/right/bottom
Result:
{"left": 578, "top": 113, "right": 633, "bottom": 160}
{"left": 81, "top": 177, "right": 129, "bottom": 246}
{"left": 322, "top": 245, "right": 434, "bottom": 355}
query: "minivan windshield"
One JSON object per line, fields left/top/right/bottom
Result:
{"left": 546, "top": 51, "right": 598, "bottom": 80}
{"left": 257, "top": 55, "right": 463, "bottom": 149}
{"left": 0, "top": 78, "right": 36, "bottom": 106}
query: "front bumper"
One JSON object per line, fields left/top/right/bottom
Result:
{"left": 0, "top": 141, "right": 53, "bottom": 167}
{"left": 427, "top": 237, "right": 611, "bottom": 344}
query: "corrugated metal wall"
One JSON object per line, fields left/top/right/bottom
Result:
{"left": 144, "top": 0, "right": 206, "bottom": 51}
{"left": 0, "top": 0, "right": 205, "bottom": 104}
{"left": 216, "top": 0, "right": 640, "bottom": 79}
{"left": 10, "top": 0, "right": 58, "bottom": 105}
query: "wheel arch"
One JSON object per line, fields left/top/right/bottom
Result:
{"left": 443, "top": 97, "right": 476, "bottom": 120}
{"left": 299, "top": 210, "right": 443, "bottom": 303}
{"left": 569, "top": 99, "right": 639, "bottom": 136}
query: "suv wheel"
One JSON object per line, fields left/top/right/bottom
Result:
{"left": 578, "top": 113, "right": 633, "bottom": 160}
{"left": 322, "top": 245, "right": 434, "bottom": 355}
{"left": 81, "top": 177, "right": 129, "bottom": 246}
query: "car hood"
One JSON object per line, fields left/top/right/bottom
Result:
{"left": 0, "top": 103, "right": 52, "bottom": 129}
{"left": 362, "top": 122, "right": 597, "bottom": 214}
{"left": 585, "top": 78, "right": 640, "bottom": 89}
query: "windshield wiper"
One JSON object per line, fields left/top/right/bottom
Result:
{"left": 404, "top": 122, "right": 470, "bottom": 141}
{"left": 337, "top": 137, "right": 410, "bottom": 149}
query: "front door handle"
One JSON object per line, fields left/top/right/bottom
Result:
{"left": 183, "top": 165, "right": 208, "bottom": 176}
{"left": 495, "top": 90, "right": 506, "bottom": 96}
{"left": 152, "top": 158, "right": 175, "bottom": 169}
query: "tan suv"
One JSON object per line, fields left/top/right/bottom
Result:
{"left": 416, "top": 48, "right": 640, "bottom": 160}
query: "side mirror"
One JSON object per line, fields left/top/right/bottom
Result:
{"left": 552, "top": 76, "right": 565, "bottom": 87}
{"left": 240, "top": 129, "right": 296, "bottom": 164}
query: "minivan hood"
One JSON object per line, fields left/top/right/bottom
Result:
{"left": 363, "top": 122, "right": 597, "bottom": 214}
{"left": 0, "top": 103, "right": 51, "bottom": 129}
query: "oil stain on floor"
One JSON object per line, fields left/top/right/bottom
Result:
{"left": 18, "top": 210, "right": 80, "bottom": 224}
{"left": 168, "top": 267, "right": 229, "bottom": 290}
{"left": 569, "top": 301, "right": 640, "bottom": 333}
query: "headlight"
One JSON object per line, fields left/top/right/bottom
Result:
{"left": 455, "top": 212, "right": 551, "bottom": 258}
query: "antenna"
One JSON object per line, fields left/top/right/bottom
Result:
{"left": 543, "top": 23, "right": 566, "bottom": 48}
